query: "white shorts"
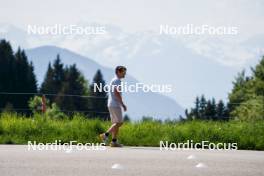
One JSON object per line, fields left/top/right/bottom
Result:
{"left": 108, "top": 107, "right": 123, "bottom": 123}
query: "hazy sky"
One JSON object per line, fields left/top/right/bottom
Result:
{"left": 1, "top": 0, "right": 263, "bottom": 67}
{"left": 0, "top": 0, "right": 263, "bottom": 38}
{"left": 0, "top": 0, "right": 263, "bottom": 108}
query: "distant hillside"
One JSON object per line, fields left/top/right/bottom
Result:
{"left": 25, "top": 46, "right": 185, "bottom": 120}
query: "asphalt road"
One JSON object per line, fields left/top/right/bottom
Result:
{"left": 0, "top": 145, "right": 264, "bottom": 176}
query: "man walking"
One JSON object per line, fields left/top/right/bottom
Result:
{"left": 100, "top": 66, "right": 127, "bottom": 147}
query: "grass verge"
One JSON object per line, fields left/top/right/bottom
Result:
{"left": 0, "top": 113, "right": 263, "bottom": 150}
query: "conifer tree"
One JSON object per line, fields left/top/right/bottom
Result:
{"left": 89, "top": 70, "right": 109, "bottom": 120}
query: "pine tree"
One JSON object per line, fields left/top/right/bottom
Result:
{"left": 216, "top": 100, "right": 225, "bottom": 120}
{"left": 40, "top": 62, "right": 54, "bottom": 94}
{"left": 223, "top": 102, "right": 231, "bottom": 120}
{"left": 41, "top": 57, "right": 91, "bottom": 117}
{"left": 0, "top": 40, "right": 37, "bottom": 114}
{"left": 194, "top": 96, "right": 200, "bottom": 119}
{"left": 28, "top": 61, "right": 38, "bottom": 93}
{"left": 40, "top": 55, "right": 65, "bottom": 102}
{"left": 56, "top": 64, "right": 89, "bottom": 113}
{"left": 13, "top": 49, "right": 37, "bottom": 112}
{"left": 53, "top": 55, "right": 65, "bottom": 92}
{"left": 199, "top": 95, "right": 207, "bottom": 120}
{"left": 211, "top": 98, "right": 217, "bottom": 120}
{"left": 89, "top": 70, "right": 109, "bottom": 120}
{"left": 0, "top": 40, "right": 15, "bottom": 110}
{"left": 205, "top": 100, "right": 212, "bottom": 120}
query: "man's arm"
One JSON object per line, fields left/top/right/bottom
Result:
{"left": 114, "top": 88, "right": 127, "bottom": 111}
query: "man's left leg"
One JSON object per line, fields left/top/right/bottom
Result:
{"left": 99, "top": 123, "right": 117, "bottom": 144}
{"left": 110, "top": 122, "right": 123, "bottom": 147}
{"left": 99, "top": 107, "right": 123, "bottom": 147}
{"left": 111, "top": 122, "right": 123, "bottom": 140}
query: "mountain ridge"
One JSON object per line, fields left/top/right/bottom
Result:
{"left": 25, "top": 45, "right": 185, "bottom": 120}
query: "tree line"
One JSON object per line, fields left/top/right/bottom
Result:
{"left": 0, "top": 39, "right": 109, "bottom": 119}
{"left": 186, "top": 56, "right": 264, "bottom": 121}
{"left": 185, "top": 95, "right": 229, "bottom": 120}
{"left": 1, "top": 38, "right": 263, "bottom": 121}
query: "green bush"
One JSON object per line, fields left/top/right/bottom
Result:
{"left": 231, "top": 96, "right": 264, "bottom": 121}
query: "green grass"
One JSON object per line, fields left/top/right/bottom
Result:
{"left": 0, "top": 113, "right": 264, "bottom": 150}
